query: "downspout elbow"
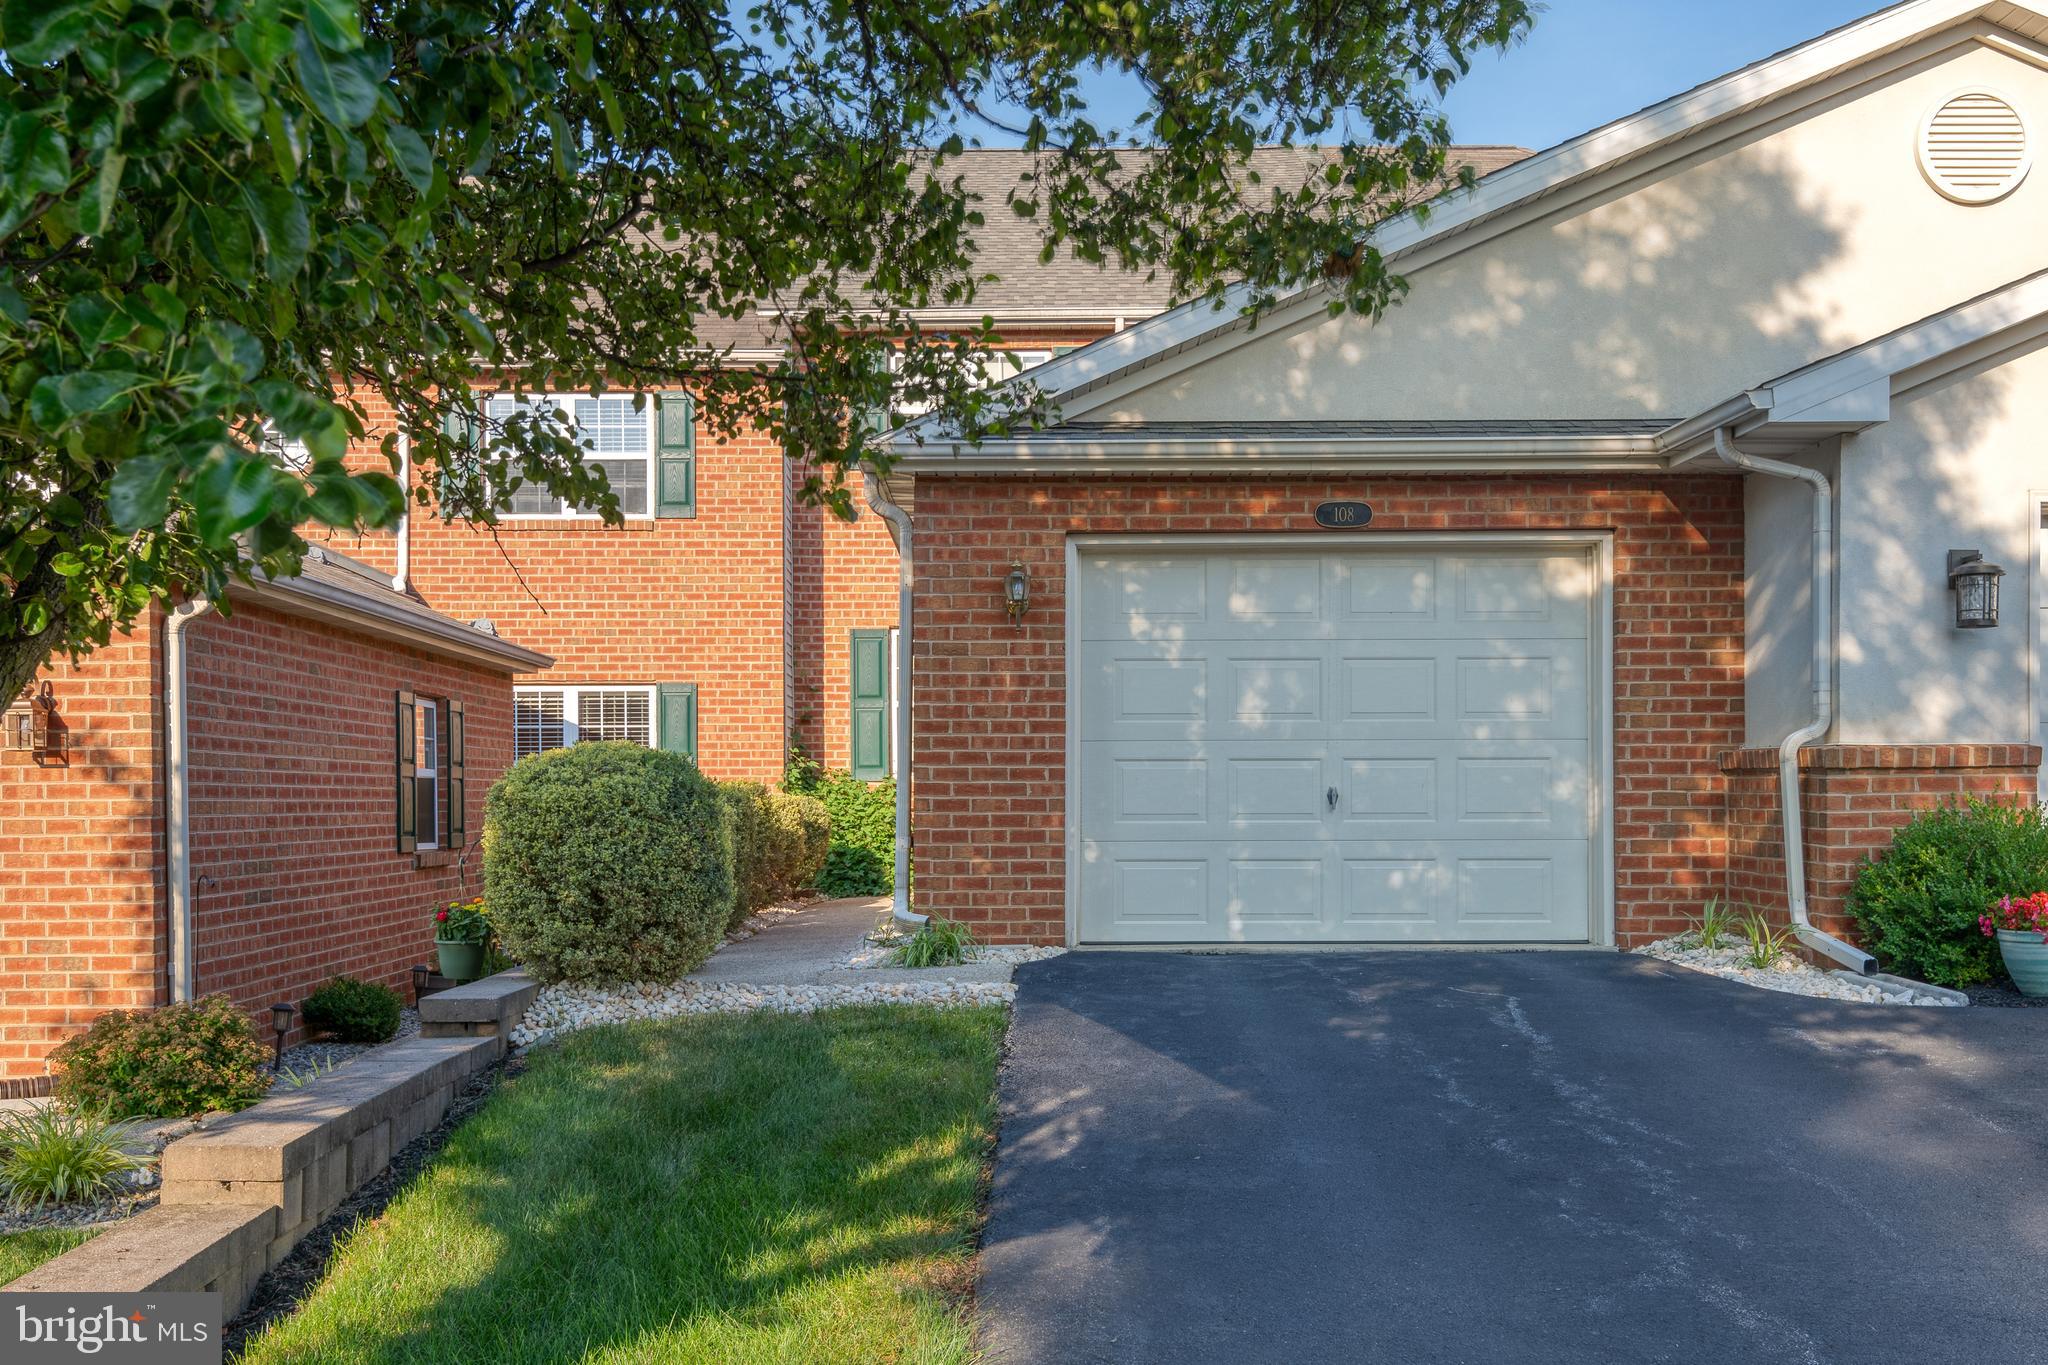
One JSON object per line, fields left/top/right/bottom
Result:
{"left": 1710, "top": 429, "right": 1874, "bottom": 974}
{"left": 862, "top": 472, "right": 924, "bottom": 928}
{"left": 165, "top": 595, "right": 217, "bottom": 1004}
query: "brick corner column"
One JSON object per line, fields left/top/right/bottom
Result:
{"left": 1720, "top": 743, "right": 2043, "bottom": 943}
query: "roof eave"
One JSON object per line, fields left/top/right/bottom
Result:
{"left": 232, "top": 577, "right": 554, "bottom": 674}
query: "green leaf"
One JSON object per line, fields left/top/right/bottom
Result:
{"left": 243, "top": 181, "right": 309, "bottom": 279}
{"left": 291, "top": 25, "right": 382, "bottom": 128}
{"left": 79, "top": 151, "right": 124, "bottom": 235}
{"left": 303, "top": 0, "right": 362, "bottom": 51}
{"left": 17, "top": 601, "right": 51, "bottom": 637}
{"left": 190, "top": 449, "right": 276, "bottom": 544}
{"left": 0, "top": 114, "right": 71, "bottom": 197}
{"left": 2, "top": 0, "right": 95, "bottom": 64}
{"left": 544, "top": 110, "right": 578, "bottom": 178}
{"left": 381, "top": 123, "right": 432, "bottom": 194}
{"left": 49, "top": 551, "right": 85, "bottom": 576}
{"left": 106, "top": 455, "right": 178, "bottom": 529}
{"left": 28, "top": 371, "right": 146, "bottom": 429}
{"left": 63, "top": 293, "right": 134, "bottom": 349}
{"left": 191, "top": 204, "right": 255, "bottom": 284}
{"left": 200, "top": 77, "right": 265, "bottom": 143}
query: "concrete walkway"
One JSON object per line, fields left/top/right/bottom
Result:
{"left": 687, "top": 898, "right": 1016, "bottom": 986}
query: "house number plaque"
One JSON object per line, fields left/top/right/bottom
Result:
{"left": 1313, "top": 501, "right": 1374, "bottom": 529}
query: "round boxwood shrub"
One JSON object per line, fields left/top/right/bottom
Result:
{"left": 1848, "top": 798, "right": 2048, "bottom": 988}
{"left": 484, "top": 742, "right": 734, "bottom": 986}
{"left": 51, "top": 995, "right": 270, "bottom": 1119}
{"left": 301, "top": 975, "right": 403, "bottom": 1043}
{"left": 777, "top": 789, "right": 831, "bottom": 894}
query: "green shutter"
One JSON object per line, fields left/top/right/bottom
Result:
{"left": 655, "top": 392, "right": 696, "bottom": 518}
{"left": 445, "top": 698, "right": 466, "bottom": 847}
{"left": 658, "top": 683, "right": 698, "bottom": 762}
{"left": 849, "top": 630, "right": 890, "bottom": 780}
{"left": 395, "top": 689, "right": 417, "bottom": 854}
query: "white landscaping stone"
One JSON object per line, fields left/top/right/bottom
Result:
{"left": 1635, "top": 935, "right": 1960, "bottom": 1006}
{"left": 508, "top": 976, "right": 1017, "bottom": 1048}
{"left": 841, "top": 941, "right": 1068, "bottom": 970}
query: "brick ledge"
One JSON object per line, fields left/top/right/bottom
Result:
{"left": 1719, "top": 743, "right": 2042, "bottom": 773}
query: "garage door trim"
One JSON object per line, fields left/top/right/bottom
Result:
{"left": 1062, "top": 531, "right": 1617, "bottom": 948}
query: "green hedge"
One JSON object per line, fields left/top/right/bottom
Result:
{"left": 1848, "top": 798, "right": 2048, "bottom": 987}
{"left": 720, "top": 781, "right": 832, "bottom": 931}
{"left": 785, "top": 758, "right": 896, "bottom": 898}
{"left": 302, "top": 976, "right": 403, "bottom": 1044}
{"left": 484, "top": 742, "right": 734, "bottom": 986}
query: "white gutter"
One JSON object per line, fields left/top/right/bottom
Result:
{"left": 164, "top": 596, "right": 216, "bottom": 1003}
{"left": 862, "top": 472, "right": 925, "bottom": 927}
{"left": 1710, "top": 428, "right": 1875, "bottom": 974}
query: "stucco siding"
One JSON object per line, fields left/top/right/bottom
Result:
{"left": 1104, "top": 25, "right": 2048, "bottom": 425}
{"left": 1833, "top": 334, "right": 2048, "bottom": 743}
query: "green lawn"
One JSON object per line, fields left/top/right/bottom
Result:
{"left": 237, "top": 1005, "right": 1007, "bottom": 1364}
{"left": 0, "top": 1227, "right": 95, "bottom": 1285}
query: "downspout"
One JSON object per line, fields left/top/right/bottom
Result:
{"left": 1711, "top": 428, "right": 1875, "bottom": 974}
{"left": 164, "top": 596, "right": 216, "bottom": 1003}
{"left": 392, "top": 432, "right": 411, "bottom": 592}
{"left": 863, "top": 472, "right": 925, "bottom": 926}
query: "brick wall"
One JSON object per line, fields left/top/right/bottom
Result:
{"left": 1722, "top": 744, "right": 2044, "bottom": 942}
{"left": 182, "top": 601, "right": 516, "bottom": 1041}
{"left": 909, "top": 473, "right": 1745, "bottom": 945}
{"left": 0, "top": 623, "right": 164, "bottom": 1080}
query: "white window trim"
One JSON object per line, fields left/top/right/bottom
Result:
{"left": 2032, "top": 490, "right": 2047, "bottom": 802}
{"left": 515, "top": 684, "right": 660, "bottom": 757}
{"left": 888, "top": 348, "right": 1056, "bottom": 420}
{"left": 415, "top": 697, "right": 441, "bottom": 851}
{"left": 487, "top": 393, "right": 658, "bottom": 522}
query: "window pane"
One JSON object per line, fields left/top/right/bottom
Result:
{"left": 571, "top": 396, "right": 649, "bottom": 454}
{"left": 515, "top": 692, "right": 567, "bottom": 758}
{"left": 577, "top": 690, "right": 652, "bottom": 746}
{"left": 595, "top": 458, "right": 648, "bottom": 515}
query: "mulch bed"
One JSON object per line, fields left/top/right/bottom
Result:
{"left": 221, "top": 1052, "right": 522, "bottom": 1359}
{"left": 1963, "top": 982, "right": 2048, "bottom": 1008}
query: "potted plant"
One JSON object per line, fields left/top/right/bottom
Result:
{"left": 1980, "top": 892, "right": 2048, "bottom": 996}
{"left": 434, "top": 897, "right": 491, "bottom": 983}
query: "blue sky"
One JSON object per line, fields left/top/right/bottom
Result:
{"left": 972, "top": 2, "right": 1882, "bottom": 152}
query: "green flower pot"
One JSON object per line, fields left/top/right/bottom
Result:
{"left": 1996, "top": 929, "right": 2048, "bottom": 997}
{"left": 435, "top": 939, "right": 485, "bottom": 983}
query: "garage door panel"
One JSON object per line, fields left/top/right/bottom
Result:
{"left": 1076, "top": 545, "right": 1599, "bottom": 945}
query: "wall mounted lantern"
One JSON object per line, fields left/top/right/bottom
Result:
{"left": 1003, "top": 561, "right": 1031, "bottom": 626}
{"left": 3, "top": 682, "right": 63, "bottom": 765}
{"left": 270, "top": 1002, "right": 295, "bottom": 1072}
{"left": 1947, "top": 549, "right": 2006, "bottom": 629}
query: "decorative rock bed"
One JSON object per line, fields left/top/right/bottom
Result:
{"left": 1636, "top": 935, "right": 1961, "bottom": 1006}
{"left": 509, "top": 978, "right": 1016, "bottom": 1047}
{"left": 840, "top": 941, "right": 1068, "bottom": 970}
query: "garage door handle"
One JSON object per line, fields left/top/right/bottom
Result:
{"left": 1326, "top": 786, "right": 1339, "bottom": 811}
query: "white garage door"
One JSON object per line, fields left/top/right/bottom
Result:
{"left": 1075, "top": 544, "right": 1600, "bottom": 944}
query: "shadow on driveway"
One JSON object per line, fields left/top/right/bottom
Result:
{"left": 979, "top": 951, "right": 2048, "bottom": 1365}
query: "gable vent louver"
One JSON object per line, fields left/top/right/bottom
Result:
{"left": 1919, "top": 91, "right": 2030, "bottom": 204}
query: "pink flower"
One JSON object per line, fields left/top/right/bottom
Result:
{"left": 436, "top": 910, "right": 449, "bottom": 922}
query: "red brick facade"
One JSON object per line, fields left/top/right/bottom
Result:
{"left": 0, "top": 623, "right": 163, "bottom": 1081}
{"left": 1, "top": 599, "right": 525, "bottom": 1079}
{"left": 908, "top": 473, "right": 1749, "bottom": 945}
{"left": 1721, "top": 744, "right": 2045, "bottom": 942}
{"left": 181, "top": 602, "right": 514, "bottom": 1038}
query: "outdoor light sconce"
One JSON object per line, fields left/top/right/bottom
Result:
{"left": 1948, "top": 549, "right": 2006, "bottom": 629}
{"left": 3, "top": 682, "right": 64, "bottom": 765}
{"left": 412, "top": 963, "right": 432, "bottom": 1002}
{"left": 1003, "top": 561, "right": 1031, "bottom": 626}
{"left": 270, "top": 1002, "right": 294, "bottom": 1072}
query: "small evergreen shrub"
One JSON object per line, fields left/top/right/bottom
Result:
{"left": 1848, "top": 798, "right": 2048, "bottom": 987}
{"left": 51, "top": 996, "right": 270, "bottom": 1119}
{"left": 785, "top": 753, "right": 896, "bottom": 898}
{"left": 484, "top": 742, "right": 735, "bottom": 986}
{"left": 0, "top": 1106, "right": 146, "bottom": 1209}
{"left": 720, "top": 782, "right": 834, "bottom": 930}
{"left": 301, "top": 976, "right": 403, "bottom": 1043}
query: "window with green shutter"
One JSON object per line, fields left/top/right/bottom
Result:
{"left": 849, "top": 630, "right": 890, "bottom": 780}
{"left": 658, "top": 683, "right": 699, "bottom": 762}
{"left": 395, "top": 689, "right": 417, "bottom": 853}
{"left": 655, "top": 391, "right": 696, "bottom": 517}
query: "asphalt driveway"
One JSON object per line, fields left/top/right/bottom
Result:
{"left": 979, "top": 950, "right": 2048, "bottom": 1364}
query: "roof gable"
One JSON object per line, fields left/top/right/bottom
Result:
{"left": 899, "top": 0, "right": 2048, "bottom": 455}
